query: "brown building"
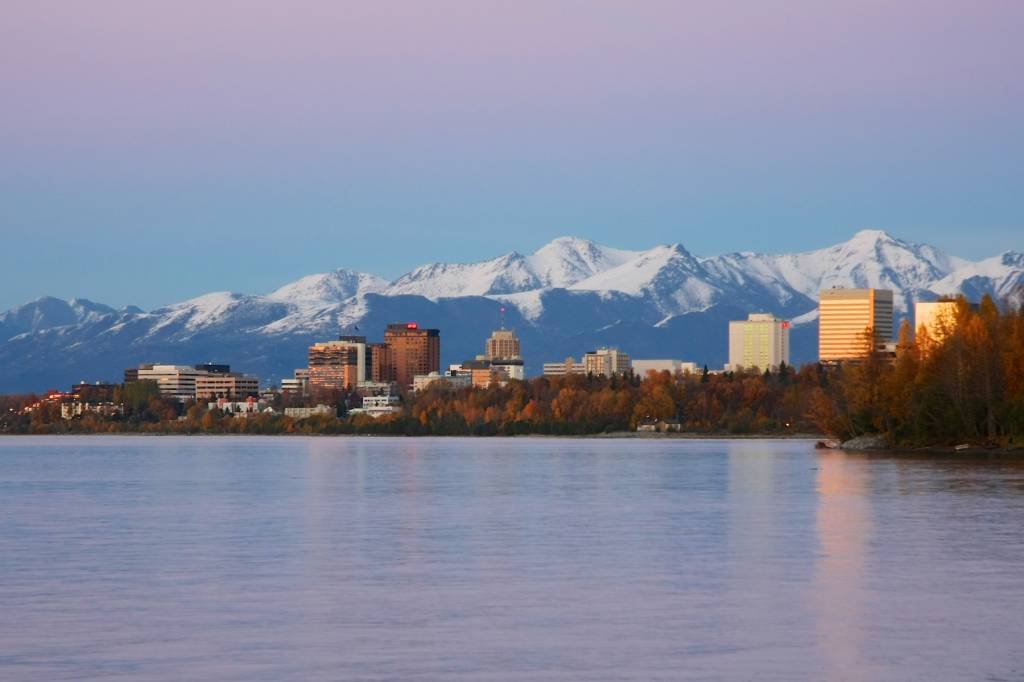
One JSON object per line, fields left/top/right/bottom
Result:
{"left": 308, "top": 341, "right": 360, "bottom": 392}
{"left": 368, "top": 342, "right": 393, "bottom": 383}
{"left": 383, "top": 323, "right": 440, "bottom": 388}
{"left": 195, "top": 373, "right": 259, "bottom": 400}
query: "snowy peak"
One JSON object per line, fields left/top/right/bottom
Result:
{"left": 571, "top": 243, "right": 700, "bottom": 293}
{"left": 930, "top": 251, "right": 1024, "bottom": 301}
{"left": 268, "top": 269, "right": 388, "bottom": 304}
{"left": 528, "top": 236, "right": 640, "bottom": 288}
{"left": 143, "top": 291, "right": 289, "bottom": 337}
{"left": 0, "top": 296, "right": 118, "bottom": 339}
{"left": 697, "top": 229, "right": 968, "bottom": 314}
{"left": 384, "top": 237, "right": 643, "bottom": 299}
{"left": 386, "top": 252, "right": 541, "bottom": 299}
{"left": 568, "top": 243, "right": 728, "bottom": 314}
{"left": 2, "top": 230, "right": 1021, "bottom": 351}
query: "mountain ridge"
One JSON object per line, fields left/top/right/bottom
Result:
{"left": 1, "top": 230, "right": 1021, "bottom": 392}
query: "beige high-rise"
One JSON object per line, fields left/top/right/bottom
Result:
{"left": 818, "top": 288, "right": 894, "bottom": 362}
{"left": 485, "top": 329, "right": 521, "bottom": 360}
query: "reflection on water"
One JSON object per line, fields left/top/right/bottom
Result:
{"left": 814, "top": 452, "right": 872, "bottom": 679}
{"left": 1, "top": 437, "right": 1023, "bottom": 681}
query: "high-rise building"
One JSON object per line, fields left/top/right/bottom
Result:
{"left": 368, "top": 342, "right": 392, "bottom": 383}
{"left": 308, "top": 341, "right": 360, "bottom": 391}
{"left": 583, "top": 348, "right": 631, "bottom": 377}
{"left": 383, "top": 323, "right": 440, "bottom": 389}
{"left": 485, "top": 329, "right": 521, "bottom": 360}
{"left": 727, "top": 313, "right": 790, "bottom": 371}
{"left": 337, "top": 336, "right": 371, "bottom": 383}
{"left": 819, "top": 288, "right": 894, "bottom": 362}
{"left": 915, "top": 300, "right": 960, "bottom": 344}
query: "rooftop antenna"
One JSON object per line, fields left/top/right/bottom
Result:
{"left": 499, "top": 305, "right": 506, "bottom": 330}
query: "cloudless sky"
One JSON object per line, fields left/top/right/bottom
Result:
{"left": 1, "top": 0, "right": 1021, "bottom": 310}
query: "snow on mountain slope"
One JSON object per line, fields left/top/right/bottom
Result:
{"left": 2, "top": 229, "right": 1023, "bottom": 392}
{"left": 702, "top": 230, "right": 965, "bottom": 313}
{"left": 0, "top": 297, "right": 117, "bottom": 337}
{"left": 145, "top": 292, "right": 289, "bottom": 338}
{"left": 527, "top": 237, "right": 639, "bottom": 288}
{"left": 929, "top": 252, "right": 1024, "bottom": 302}
{"left": 268, "top": 269, "right": 388, "bottom": 304}
{"left": 569, "top": 244, "right": 722, "bottom": 314}
{"left": 386, "top": 252, "right": 542, "bottom": 299}
{"left": 0, "top": 297, "right": 126, "bottom": 342}
{"left": 385, "top": 237, "right": 640, "bottom": 299}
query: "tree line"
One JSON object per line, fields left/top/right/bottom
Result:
{"left": 2, "top": 295, "right": 1022, "bottom": 446}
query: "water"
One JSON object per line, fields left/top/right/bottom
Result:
{"left": 1, "top": 437, "right": 1023, "bottom": 681}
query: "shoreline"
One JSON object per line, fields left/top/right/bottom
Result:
{"left": 3, "top": 432, "right": 1021, "bottom": 455}
{"left": 0, "top": 431, "right": 823, "bottom": 439}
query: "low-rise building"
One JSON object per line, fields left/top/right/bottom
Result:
{"left": 284, "top": 404, "right": 336, "bottom": 419}
{"left": 195, "top": 372, "right": 259, "bottom": 400}
{"left": 543, "top": 357, "right": 586, "bottom": 377}
{"left": 631, "top": 359, "right": 698, "bottom": 376}
{"left": 281, "top": 369, "right": 309, "bottom": 396}
{"left": 349, "top": 395, "right": 401, "bottom": 419}
{"left": 126, "top": 363, "right": 260, "bottom": 402}
{"left": 461, "top": 357, "right": 506, "bottom": 388}
{"left": 355, "top": 380, "right": 395, "bottom": 396}
{"left": 412, "top": 371, "right": 472, "bottom": 392}
{"left": 134, "top": 364, "right": 205, "bottom": 401}
{"left": 492, "top": 358, "right": 525, "bottom": 381}
{"left": 207, "top": 397, "right": 272, "bottom": 417}
{"left": 61, "top": 402, "right": 124, "bottom": 420}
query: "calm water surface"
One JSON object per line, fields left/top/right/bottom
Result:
{"left": 1, "top": 436, "right": 1023, "bottom": 681}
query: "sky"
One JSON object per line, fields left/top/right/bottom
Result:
{"left": 1, "top": 0, "right": 1021, "bottom": 311}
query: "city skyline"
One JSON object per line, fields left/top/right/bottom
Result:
{"left": 4, "top": 4, "right": 1023, "bottom": 678}
{"left": 2, "top": 1, "right": 1022, "bottom": 311}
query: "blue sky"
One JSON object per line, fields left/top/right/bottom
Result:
{"left": 1, "top": 0, "right": 1021, "bottom": 311}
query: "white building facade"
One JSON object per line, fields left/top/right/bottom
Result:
{"left": 631, "top": 359, "right": 699, "bottom": 376}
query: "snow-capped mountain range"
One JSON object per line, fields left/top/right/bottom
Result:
{"left": 1, "top": 230, "right": 1021, "bottom": 392}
